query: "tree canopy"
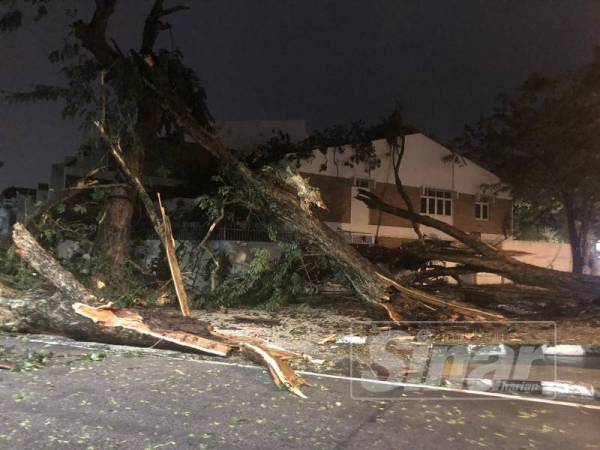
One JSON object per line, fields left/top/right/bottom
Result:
{"left": 453, "top": 51, "right": 600, "bottom": 273}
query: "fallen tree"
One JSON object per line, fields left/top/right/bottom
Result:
{"left": 355, "top": 189, "right": 600, "bottom": 305}
{"left": 2, "top": 223, "right": 310, "bottom": 397}
{"left": 132, "top": 52, "right": 503, "bottom": 323}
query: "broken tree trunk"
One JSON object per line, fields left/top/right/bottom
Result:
{"left": 4, "top": 223, "right": 309, "bottom": 396}
{"left": 355, "top": 189, "right": 600, "bottom": 304}
{"left": 136, "top": 52, "right": 502, "bottom": 322}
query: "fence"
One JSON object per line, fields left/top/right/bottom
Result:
{"left": 172, "top": 222, "right": 375, "bottom": 245}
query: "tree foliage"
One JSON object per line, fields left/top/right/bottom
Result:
{"left": 1, "top": 0, "right": 213, "bottom": 147}
{"left": 1, "top": 0, "right": 215, "bottom": 279}
{"left": 246, "top": 106, "right": 417, "bottom": 174}
{"left": 453, "top": 52, "right": 600, "bottom": 272}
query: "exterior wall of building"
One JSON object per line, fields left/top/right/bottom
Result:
{"left": 453, "top": 193, "right": 512, "bottom": 237}
{"left": 298, "top": 133, "right": 511, "bottom": 244}
{"left": 503, "top": 240, "right": 573, "bottom": 272}
{"left": 299, "top": 134, "right": 510, "bottom": 200}
{"left": 368, "top": 184, "right": 421, "bottom": 228}
{"left": 476, "top": 240, "right": 573, "bottom": 284}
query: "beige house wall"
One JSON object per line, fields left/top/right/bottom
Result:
{"left": 476, "top": 240, "right": 573, "bottom": 284}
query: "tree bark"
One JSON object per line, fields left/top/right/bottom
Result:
{"left": 564, "top": 193, "right": 585, "bottom": 274}
{"left": 92, "top": 186, "right": 135, "bottom": 271}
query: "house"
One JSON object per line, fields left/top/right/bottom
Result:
{"left": 0, "top": 186, "right": 37, "bottom": 226}
{"left": 296, "top": 133, "right": 513, "bottom": 247}
{"left": 46, "top": 119, "right": 309, "bottom": 200}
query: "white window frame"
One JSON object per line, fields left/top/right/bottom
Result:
{"left": 475, "top": 197, "right": 490, "bottom": 221}
{"left": 354, "top": 177, "right": 372, "bottom": 189}
{"left": 420, "top": 188, "right": 453, "bottom": 216}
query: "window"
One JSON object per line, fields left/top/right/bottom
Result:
{"left": 420, "top": 188, "right": 452, "bottom": 216}
{"left": 475, "top": 197, "right": 490, "bottom": 220}
{"left": 355, "top": 177, "right": 371, "bottom": 188}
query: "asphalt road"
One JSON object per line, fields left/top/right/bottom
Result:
{"left": 1, "top": 335, "right": 599, "bottom": 450}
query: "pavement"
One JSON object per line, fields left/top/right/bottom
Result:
{"left": 1, "top": 335, "right": 600, "bottom": 450}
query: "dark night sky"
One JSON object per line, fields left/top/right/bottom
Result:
{"left": 2, "top": 0, "right": 600, "bottom": 191}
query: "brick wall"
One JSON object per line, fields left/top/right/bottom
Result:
{"left": 453, "top": 193, "right": 512, "bottom": 236}
{"left": 300, "top": 172, "right": 352, "bottom": 223}
{"left": 368, "top": 183, "right": 421, "bottom": 227}
{"left": 302, "top": 173, "right": 512, "bottom": 236}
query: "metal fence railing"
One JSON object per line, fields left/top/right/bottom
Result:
{"left": 339, "top": 231, "right": 376, "bottom": 245}
{"left": 210, "top": 227, "right": 273, "bottom": 243}
{"left": 170, "top": 222, "right": 375, "bottom": 245}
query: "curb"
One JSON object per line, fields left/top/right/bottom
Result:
{"left": 541, "top": 345, "right": 600, "bottom": 356}
{"left": 451, "top": 344, "right": 600, "bottom": 357}
{"left": 340, "top": 340, "right": 600, "bottom": 357}
{"left": 450, "top": 378, "right": 597, "bottom": 400}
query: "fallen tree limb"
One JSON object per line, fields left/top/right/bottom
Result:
{"left": 73, "top": 303, "right": 228, "bottom": 356}
{"left": 427, "top": 284, "right": 576, "bottom": 317}
{"left": 5, "top": 223, "right": 309, "bottom": 396}
{"left": 374, "top": 272, "right": 504, "bottom": 320}
{"left": 12, "top": 223, "right": 97, "bottom": 305}
{"left": 135, "top": 51, "right": 502, "bottom": 322}
{"left": 355, "top": 189, "right": 600, "bottom": 304}
{"left": 95, "top": 124, "right": 191, "bottom": 317}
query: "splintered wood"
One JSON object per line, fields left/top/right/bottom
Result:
{"left": 73, "top": 303, "right": 231, "bottom": 356}
{"left": 158, "top": 194, "right": 191, "bottom": 318}
{"left": 72, "top": 302, "right": 310, "bottom": 397}
{"left": 12, "top": 223, "right": 310, "bottom": 397}
{"left": 209, "top": 328, "right": 310, "bottom": 398}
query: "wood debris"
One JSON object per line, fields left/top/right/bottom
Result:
{"left": 8, "top": 223, "right": 310, "bottom": 397}
{"left": 158, "top": 194, "right": 191, "bottom": 317}
{"left": 73, "top": 303, "right": 230, "bottom": 356}
{"left": 0, "top": 361, "right": 16, "bottom": 370}
{"left": 318, "top": 334, "right": 337, "bottom": 345}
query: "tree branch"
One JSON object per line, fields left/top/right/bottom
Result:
{"left": 391, "top": 136, "right": 423, "bottom": 239}
{"left": 141, "top": 0, "right": 190, "bottom": 55}
{"left": 72, "top": 0, "right": 119, "bottom": 68}
{"left": 356, "top": 189, "right": 501, "bottom": 258}
{"left": 94, "top": 121, "right": 166, "bottom": 243}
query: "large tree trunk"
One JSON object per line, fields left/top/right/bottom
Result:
{"left": 92, "top": 187, "right": 135, "bottom": 270}
{"left": 0, "top": 291, "right": 155, "bottom": 346}
{"left": 82, "top": 1, "right": 169, "bottom": 277}
{"left": 564, "top": 195, "right": 586, "bottom": 274}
